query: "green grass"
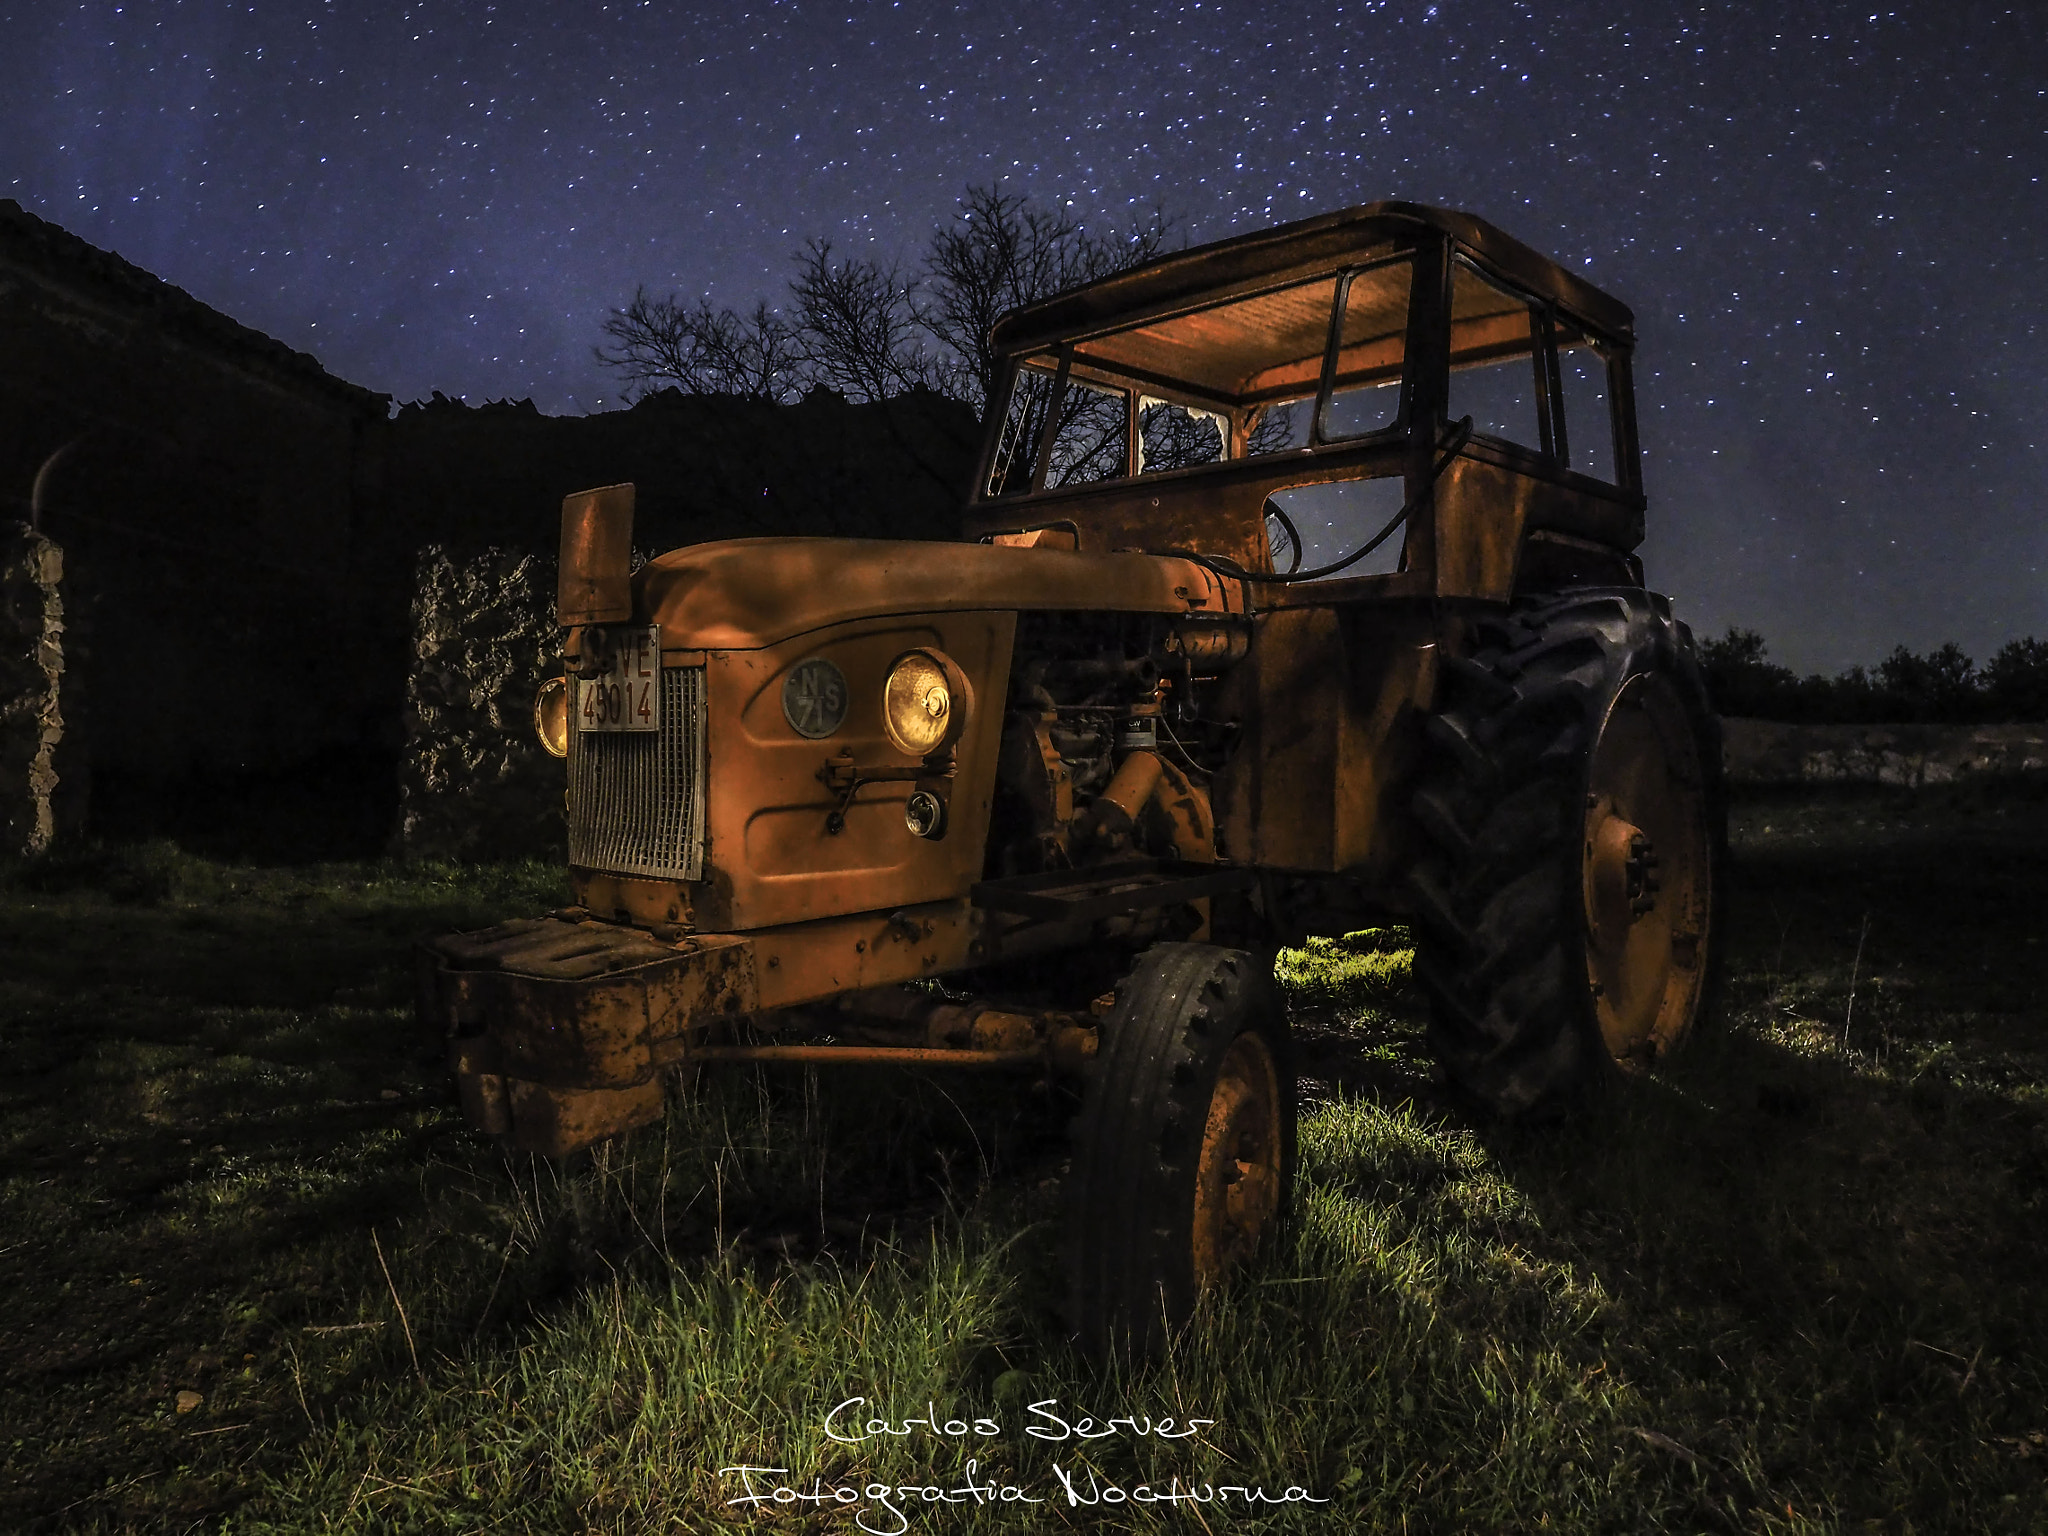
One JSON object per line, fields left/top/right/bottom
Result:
{"left": 2, "top": 787, "right": 2045, "bottom": 1533}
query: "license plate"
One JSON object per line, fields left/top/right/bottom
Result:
{"left": 578, "top": 625, "right": 661, "bottom": 732}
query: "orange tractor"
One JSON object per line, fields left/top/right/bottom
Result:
{"left": 420, "top": 201, "right": 1722, "bottom": 1352}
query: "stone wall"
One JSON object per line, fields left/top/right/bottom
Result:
{"left": 1722, "top": 717, "right": 2048, "bottom": 786}
{"left": 0, "top": 524, "right": 64, "bottom": 853}
{"left": 398, "top": 547, "right": 564, "bottom": 862}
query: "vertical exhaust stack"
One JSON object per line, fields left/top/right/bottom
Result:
{"left": 558, "top": 483, "right": 636, "bottom": 629}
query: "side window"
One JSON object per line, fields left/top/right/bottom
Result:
{"left": 984, "top": 367, "right": 1129, "bottom": 494}
{"left": 1555, "top": 323, "right": 1618, "bottom": 482}
{"left": 1245, "top": 400, "right": 1308, "bottom": 456}
{"left": 1041, "top": 378, "right": 1129, "bottom": 489}
{"left": 1447, "top": 260, "right": 1543, "bottom": 452}
{"left": 1138, "top": 400, "right": 1225, "bottom": 474}
{"left": 1318, "top": 258, "right": 1413, "bottom": 441}
{"left": 985, "top": 367, "right": 1056, "bottom": 498}
{"left": 1262, "top": 477, "right": 1409, "bottom": 579}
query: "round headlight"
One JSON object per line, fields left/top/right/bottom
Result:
{"left": 535, "top": 676, "right": 570, "bottom": 758}
{"left": 883, "top": 650, "right": 967, "bottom": 757}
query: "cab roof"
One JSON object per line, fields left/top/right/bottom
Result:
{"left": 987, "top": 200, "right": 1635, "bottom": 363}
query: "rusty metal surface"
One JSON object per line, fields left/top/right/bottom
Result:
{"left": 1147, "top": 756, "right": 1217, "bottom": 866}
{"left": 744, "top": 900, "right": 983, "bottom": 1009}
{"left": 701, "top": 615, "right": 1014, "bottom": 930}
{"left": 1581, "top": 672, "right": 1713, "bottom": 1068}
{"left": 1190, "top": 1030, "right": 1286, "bottom": 1289}
{"left": 449, "top": 1036, "right": 511, "bottom": 1136}
{"left": 1211, "top": 608, "right": 1437, "bottom": 875}
{"left": 424, "top": 919, "right": 758, "bottom": 1089}
{"left": 635, "top": 539, "right": 1246, "bottom": 651}
{"left": 557, "top": 483, "right": 635, "bottom": 627}
{"left": 506, "top": 1077, "right": 665, "bottom": 1159}
{"left": 1433, "top": 451, "right": 1644, "bottom": 601}
{"left": 959, "top": 432, "right": 1410, "bottom": 569}
{"left": 566, "top": 615, "right": 1012, "bottom": 935}
{"left": 431, "top": 915, "right": 678, "bottom": 978}
{"left": 963, "top": 207, "right": 1643, "bottom": 611}
{"left": 555, "top": 887, "right": 990, "bottom": 1007}
{"left": 421, "top": 913, "right": 1121, "bottom": 1153}
{"left": 1253, "top": 569, "right": 1432, "bottom": 608}
{"left": 688, "top": 988, "right": 1103, "bottom": 1077}
{"left": 1071, "top": 748, "right": 1163, "bottom": 854}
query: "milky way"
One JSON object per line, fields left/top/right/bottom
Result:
{"left": 5, "top": 1, "right": 2044, "bottom": 669}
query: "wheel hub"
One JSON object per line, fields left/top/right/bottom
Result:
{"left": 1587, "top": 812, "right": 1662, "bottom": 939}
{"left": 1580, "top": 676, "right": 1713, "bottom": 1067}
{"left": 1191, "top": 1032, "right": 1283, "bottom": 1288}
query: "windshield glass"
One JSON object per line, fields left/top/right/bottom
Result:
{"left": 982, "top": 251, "right": 1413, "bottom": 499}
{"left": 985, "top": 367, "right": 1128, "bottom": 496}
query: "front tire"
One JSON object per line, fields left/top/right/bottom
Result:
{"left": 1064, "top": 943, "right": 1295, "bottom": 1357}
{"left": 1408, "top": 588, "right": 1724, "bottom": 1115}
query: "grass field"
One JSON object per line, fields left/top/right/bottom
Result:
{"left": 1, "top": 782, "right": 2043, "bottom": 1533}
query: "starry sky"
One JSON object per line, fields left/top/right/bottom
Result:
{"left": 4, "top": 0, "right": 2044, "bottom": 671}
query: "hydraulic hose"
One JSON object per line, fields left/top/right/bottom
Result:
{"left": 1165, "top": 414, "right": 1475, "bottom": 586}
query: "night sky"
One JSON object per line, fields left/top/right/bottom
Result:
{"left": 5, "top": 1, "right": 2044, "bottom": 672}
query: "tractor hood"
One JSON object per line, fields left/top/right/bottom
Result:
{"left": 635, "top": 537, "right": 1247, "bottom": 651}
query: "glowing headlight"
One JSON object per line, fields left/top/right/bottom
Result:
{"left": 883, "top": 650, "right": 966, "bottom": 757}
{"left": 534, "top": 676, "right": 570, "bottom": 758}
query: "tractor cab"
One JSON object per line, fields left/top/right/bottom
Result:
{"left": 964, "top": 199, "right": 1645, "bottom": 600}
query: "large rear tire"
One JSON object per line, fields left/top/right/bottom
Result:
{"left": 1065, "top": 942, "right": 1295, "bottom": 1357}
{"left": 1408, "top": 588, "right": 1724, "bottom": 1115}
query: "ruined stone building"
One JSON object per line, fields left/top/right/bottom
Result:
{"left": 0, "top": 199, "right": 975, "bottom": 856}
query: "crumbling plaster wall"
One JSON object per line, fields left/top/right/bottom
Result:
{"left": 0, "top": 525, "right": 65, "bottom": 853}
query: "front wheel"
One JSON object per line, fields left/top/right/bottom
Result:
{"left": 1408, "top": 588, "right": 1725, "bottom": 1115}
{"left": 1064, "top": 943, "right": 1295, "bottom": 1357}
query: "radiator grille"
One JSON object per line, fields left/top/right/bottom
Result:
{"left": 567, "top": 666, "right": 707, "bottom": 880}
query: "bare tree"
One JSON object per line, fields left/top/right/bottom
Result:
{"left": 1247, "top": 401, "right": 1302, "bottom": 455}
{"left": 920, "top": 187, "right": 1176, "bottom": 412}
{"left": 594, "top": 288, "right": 804, "bottom": 401}
{"left": 1138, "top": 401, "right": 1228, "bottom": 474}
{"left": 595, "top": 186, "right": 1179, "bottom": 417}
{"left": 786, "top": 242, "right": 936, "bottom": 404}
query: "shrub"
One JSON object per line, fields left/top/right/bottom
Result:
{"left": 1983, "top": 637, "right": 2048, "bottom": 721}
{"left": 1700, "top": 628, "right": 2048, "bottom": 724}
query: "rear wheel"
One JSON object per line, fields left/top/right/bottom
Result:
{"left": 1065, "top": 943, "right": 1294, "bottom": 1357}
{"left": 1408, "top": 588, "right": 1723, "bottom": 1114}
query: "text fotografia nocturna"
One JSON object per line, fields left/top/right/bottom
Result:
{"left": 718, "top": 1464, "right": 1332, "bottom": 1534}
{"left": 718, "top": 1398, "right": 1331, "bottom": 1533}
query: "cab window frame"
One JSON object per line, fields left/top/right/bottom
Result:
{"left": 971, "top": 239, "right": 1641, "bottom": 509}
{"left": 1308, "top": 253, "right": 1419, "bottom": 449}
{"left": 1441, "top": 251, "right": 1638, "bottom": 494}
